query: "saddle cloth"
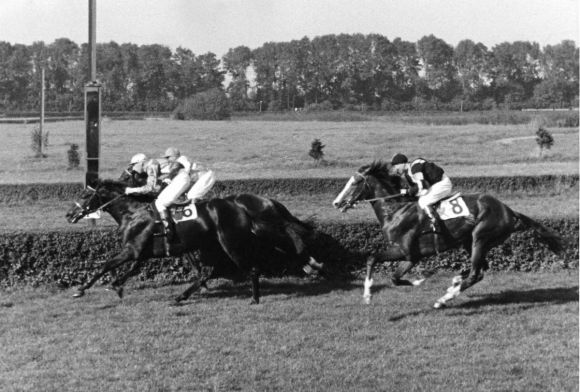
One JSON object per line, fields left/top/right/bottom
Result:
{"left": 170, "top": 201, "right": 197, "bottom": 223}
{"left": 435, "top": 193, "right": 471, "bottom": 221}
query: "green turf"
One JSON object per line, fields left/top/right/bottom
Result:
{"left": 0, "top": 271, "right": 577, "bottom": 391}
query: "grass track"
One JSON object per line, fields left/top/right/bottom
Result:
{"left": 1, "top": 271, "right": 577, "bottom": 392}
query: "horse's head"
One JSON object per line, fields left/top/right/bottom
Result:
{"left": 66, "top": 179, "right": 127, "bottom": 223}
{"left": 332, "top": 161, "right": 402, "bottom": 212}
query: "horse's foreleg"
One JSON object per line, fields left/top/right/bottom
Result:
{"left": 250, "top": 267, "right": 260, "bottom": 305}
{"left": 108, "top": 259, "right": 145, "bottom": 299}
{"left": 73, "top": 249, "right": 133, "bottom": 298}
{"left": 363, "top": 255, "right": 377, "bottom": 304}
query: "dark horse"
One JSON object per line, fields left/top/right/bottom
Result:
{"left": 66, "top": 179, "right": 321, "bottom": 304}
{"left": 332, "top": 161, "right": 563, "bottom": 308}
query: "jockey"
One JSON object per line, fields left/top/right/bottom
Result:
{"left": 124, "top": 152, "right": 175, "bottom": 256}
{"left": 390, "top": 153, "right": 452, "bottom": 231}
{"left": 159, "top": 146, "right": 216, "bottom": 203}
{"left": 124, "top": 153, "right": 163, "bottom": 195}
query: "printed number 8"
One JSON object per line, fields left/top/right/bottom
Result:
{"left": 449, "top": 199, "right": 463, "bottom": 214}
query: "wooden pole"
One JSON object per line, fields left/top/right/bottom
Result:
{"left": 40, "top": 68, "right": 45, "bottom": 157}
{"left": 88, "top": 0, "right": 97, "bottom": 82}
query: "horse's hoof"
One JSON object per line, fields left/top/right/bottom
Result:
{"left": 106, "top": 286, "right": 124, "bottom": 299}
{"left": 433, "top": 301, "right": 446, "bottom": 309}
{"left": 250, "top": 299, "right": 260, "bottom": 305}
{"left": 363, "top": 296, "right": 371, "bottom": 305}
{"left": 73, "top": 291, "right": 85, "bottom": 298}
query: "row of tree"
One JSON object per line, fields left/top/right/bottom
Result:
{"left": 0, "top": 34, "right": 578, "bottom": 113}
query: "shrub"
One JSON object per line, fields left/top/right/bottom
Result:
{"left": 173, "top": 88, "right": 231, "bottom": 120}
{"left": 30, "top": 125, "right": 48, "bottom": 158}
{"left": 67, "top": 143, "right": 81, "bottom": 170}
{"left": 535, "top": 127, "right": 554, "bottom": 158}
{"left": 308, "top": 139, "right": 325, "bottom": 163}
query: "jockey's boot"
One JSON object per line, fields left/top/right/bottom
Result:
{"left": 424, "top": 206, "right": 440, "bottom": 232}
{"left": 159, "top": 211, "right": 173, "bottom": 257}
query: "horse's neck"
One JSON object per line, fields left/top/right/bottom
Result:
{"left": 367, "top": 182, "right": 408, "bottom": 225}
{"left": 370, "top": 199, "right": 399, "bottom": 223}
{"left": 104, "top": 192, "right": 150, "bottom": 224}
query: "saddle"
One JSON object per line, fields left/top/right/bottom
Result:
{"left": 148, "top": 203, "right": 192, "bottom": 257}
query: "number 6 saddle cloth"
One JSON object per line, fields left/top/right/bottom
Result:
{"left": 435, "top": 193, "right": 472, "bottom": 220}
{"left": 170, "top": 201, "right": 198, "bottom": 223}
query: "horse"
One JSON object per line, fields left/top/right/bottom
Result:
{"left": 332, "top": 161, "right": 563, "bottom": 308}
{"left": 66, "top": 179, "right": 320, "bottom": 304}
{"left": 117, "top": 169, "right": 324, "bottom": 275}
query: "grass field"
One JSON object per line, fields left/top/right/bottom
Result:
{"left": 0, "top": 271, "right": 577, "bottom": 391}
{"left": 0, "top": 119, "right": 577, "bottom": 184}
{"left": 1, "top": 119, "right": 578, "bottom": 391}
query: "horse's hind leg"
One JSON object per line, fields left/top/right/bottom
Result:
{"left": 174, "top": 265, "right": 214, "bottom": 304}
{"left": 250, "top": 267, "right": 260, "bottom": 304}
{"left": 434, "top": 241, "right": 487, "bottom": 309}
{"left": 392, "top": 260, "right": 421, "bottom": 286}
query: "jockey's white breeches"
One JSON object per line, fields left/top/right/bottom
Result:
{"left": 186, "top": 170, "right": 216, "bottom": 201}
{"left": 418, "top": 175, "right": 452, "bottom": 209}
{"left": 155, "top": 171, "right": 191, "bottom": 212}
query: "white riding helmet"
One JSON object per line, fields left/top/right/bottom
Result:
{"left": 130, "top": 153, "right": 147, "bottom": 165}
{"left": 162, "top": 147, "right": 180, "bottom": 159}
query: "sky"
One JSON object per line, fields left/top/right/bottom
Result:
{"left": 1, "top": 0, "right": 578, "bottom": 57}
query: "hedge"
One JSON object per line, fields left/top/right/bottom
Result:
{"left": 0, "top": 218, "right": 577, "bottom": 288}
{"left": 1, "top": 174, "right": 578, "bottom": 203}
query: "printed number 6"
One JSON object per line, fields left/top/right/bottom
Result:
{"left": 449, "top": 199, "right": 463, "bottom": 214}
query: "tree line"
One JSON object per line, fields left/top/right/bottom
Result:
{"left": 0, "top": 34, "right": 578, "bottom": 113}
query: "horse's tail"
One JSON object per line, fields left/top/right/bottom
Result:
{"left": 269, "top": 199, "right": 314, "bottom": 238}
{"left": 513, "top": 211, "right": 564, "bottom": 254}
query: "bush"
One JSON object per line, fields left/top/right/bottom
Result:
{"left": 308, "top": 139, "right": 325, "bottom": 163}
{"left": 67, "top": 143, "right": 81, "bottom": 170}
{"left": 173, "top": 88, "right": 231, "bottom": 120}
{"left": 0, "top": 217, "right": 576, "bottom": 288}
{"left": 30, "top": 125, "right": 48, "bottom": 158}
{"left": 535, "top": 127, "right": 554, "bottom": 158}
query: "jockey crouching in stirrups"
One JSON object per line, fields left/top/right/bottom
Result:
{"left": 157, "top": 147, "right": 216, "bottom": 256}
{"left": 390, "top": 153, "right": 453, "bottom": 232}
{"left": 155, "top": 147, "right": 193, "bottom": 256}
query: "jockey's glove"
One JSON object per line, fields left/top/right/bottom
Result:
{"left": 400, "top": 189, "right": 408, "bottom": 195}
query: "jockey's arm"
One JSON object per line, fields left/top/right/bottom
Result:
{"left": 125, "top": 162, "right": 162, "bottom": 194}
{"left": 410, "top": 172, "right": 426, "bottom": 195}
{"left": 165, "top": 161, "right": 185, "bottom": 181}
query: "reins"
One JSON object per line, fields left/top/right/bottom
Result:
{"left": 78, "top": 186, "right": 126, "bottom": 217}
{"left": 96, "top": 194, "right": 125, "bottom": 211}
{"left": 363, "top": 194, "right": 405, "bottom": 203}
{"left": 354, "top": 172, "right": 405, "bottom": 203}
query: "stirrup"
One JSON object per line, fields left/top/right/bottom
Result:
{"left": 163, "top": 236, "right": 171, "bottom": 257}
{"left": 430, "top": 220, "right": 439, "bottom": 233}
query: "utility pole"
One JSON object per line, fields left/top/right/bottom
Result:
{"left": 39, "top": 68, "right": 45, "bottom": 157}
{"left": 85, "top": 0, "right": 101, "bottom": 189}
{"left": 84, "top": 0, "right": 102, "bottom": 225}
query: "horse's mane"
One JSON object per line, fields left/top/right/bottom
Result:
{"left": 358, "top": 160, "right": 402, "bottom": 189}
{"left": 97, "top": 178, "right": 127, "bottom": 191}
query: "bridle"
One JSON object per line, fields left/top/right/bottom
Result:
{"left": 74, "top": 185, "right": 125, "bottom": 217}
{"left": 353, "top": 172, "right": 403, "bottom": 203}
